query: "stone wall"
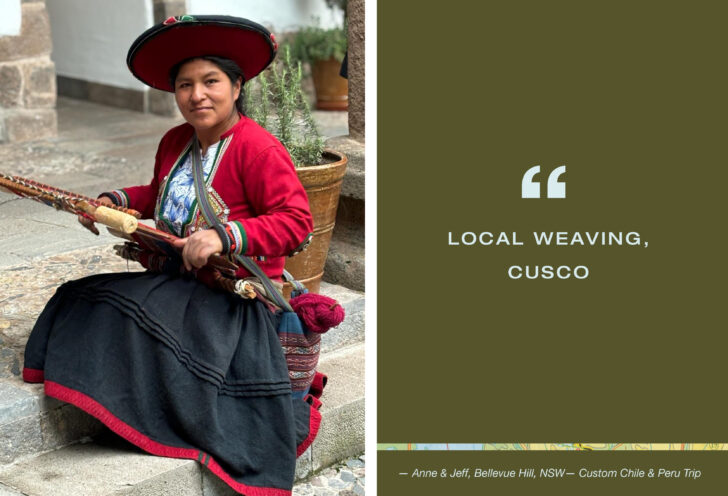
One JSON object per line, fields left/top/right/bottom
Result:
{"left": 347, "top": 0, "right": 364, "bottom": 141}
{"left": 0, "top": 0, "right": 57, "bottom": 143}
{"left": 322, "top": 0, "right": 365, "bottom": 291}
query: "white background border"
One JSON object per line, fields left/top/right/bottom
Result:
{"left": 364, "top": 0, "right": 377, "bottom": 492}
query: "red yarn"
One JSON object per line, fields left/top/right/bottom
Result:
{"left": 290, "top": 293, "right": 345, "bottom": 333}
{"left": 303, "top": 394, "right": 323, "bottom": 410}
{"left": 309, "top": 372, "right": 328, "bottom": 399}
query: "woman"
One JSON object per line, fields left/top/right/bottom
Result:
{"left": 23, "top": 15, "right": 319, "bottom": 496}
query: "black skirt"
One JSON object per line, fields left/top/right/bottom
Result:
{"left": 23, "top": 272, "right": 320, "bottom": 496}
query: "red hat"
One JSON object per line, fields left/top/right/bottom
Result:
{"left": 127, "top": 15, "right": 278, "bottom": 92}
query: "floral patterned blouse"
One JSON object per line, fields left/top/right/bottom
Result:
{"left": 158, "top": 142, "right": 220, "bottom": 236}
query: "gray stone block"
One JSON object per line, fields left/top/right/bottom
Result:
{"left": 293, "top": 483, "right": 315, "bottom": 496}
{"left": 324, "top": 137, "right": 364, "bottom": 201}
{"left": 22, "top": 58, "right": 56, "bottom": 108}
{"left": 22, "top": 93, "right": 56, "bottom": 109}
{"left": 118, "top": 462, "right": 201, "bottom": 496}
{"left": 347, "top": 0, "right": 365, "bottom": 141}
{"left": 0, "top": 65, "right": 22, "bottom": 108}
{"left": 27, "top": 60, "right": 56, "bottom": 93}
{"left": 0, "top": 380, "right": 99, "bottom": 463}
{"left": 0, "top": 382, "right": 39, "bottom": 424}
{"left": 0, "top": 349, "right": 22, "bottom": 380}
{"left": 319, "top": 288, "right": 364, "bottom": 354}
{"left": 0, "top": 413, "right": 43, "bottom": 464}
{"left": 311, "top": 345, "right": 365, "bottom": 471}
{"left": 319, "top": 282, "right": 362, "bottom": 305}
{"left": 327, "top": 477, "right": 349, "bottom": 490}
{"left": 353, "top": 482, "right": 365, "bottom": 496}
{"left": 0, "top": 254, "right": 25, "bottom": 268}
{"left": 295, "top": 447, "right": 313, "bottom": 481}
{"left": 311, "top": 399, "right": 364, "bottom": 472}
{"left": 323, "top": 237, "right": 365, "bottom": 292}
{"left": 339, "top": 469, "right": 355, "bottom": 483}
{"left": 0, "top": 482, "right": 23, "bottom": 495}
{"left": 0, "top": 3, "right": 52, "bottom": 62}
{"left": 312, "top": 488, "right": 336, "bottom": 496}
{"left": 0, "top": 442, "right": 198, "bottom": 496}
{"left": 3, "top": 109, "right": 57, "bottom": 143}
{"left": 36, "top": 391, "right": 63, "bottom": 413}
{"left": 40, "top": 403, "right": 104, "bottom": 452}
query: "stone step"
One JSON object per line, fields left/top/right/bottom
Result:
{"left": 0, "top": 343, "right": 364, "bottom": 495}
{"left": 0, "top": 243, "right": 364, "bottom": 464}
{"left": 324, "top": 231, "right": 365, "bottom": 292}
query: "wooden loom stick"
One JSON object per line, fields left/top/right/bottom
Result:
{"left": 0, "top": 173, "right": 139, "bottom": 233}
{"left": 8, "top": 174, "right": 141, "bottom": 218}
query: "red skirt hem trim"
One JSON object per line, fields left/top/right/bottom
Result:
{"left": 42, "top": 378, "right": 294, "bottom": 496}
{"left": 23, "top": 367, "right": 45, "bottom": 383}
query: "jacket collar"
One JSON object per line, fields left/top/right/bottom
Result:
{"left": 221, "top": 113, "right": 248, "bottom": 139}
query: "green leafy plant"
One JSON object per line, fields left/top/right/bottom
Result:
{"left": 291, "top": 21, "right": 347, "bottom": 64}
{"left": 245, "top": 46, "right": 324, "bottom": 167}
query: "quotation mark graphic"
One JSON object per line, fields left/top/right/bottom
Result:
{"left": 521, "top": 165, "right": 566, "bottom": 199}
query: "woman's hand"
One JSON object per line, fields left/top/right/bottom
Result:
{"left": 171, "top": 229, "right": 224, "bottom": 271}
{"left": 78, "top": 196, "right": 114, "bottom": 235}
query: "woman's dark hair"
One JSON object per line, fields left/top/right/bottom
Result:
{"left": 169, "top": 55, "right": 246, "bottom": 115}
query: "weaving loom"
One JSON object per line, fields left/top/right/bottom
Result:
{"left": 0, "top": 173, "right": 243, "bottom": 294}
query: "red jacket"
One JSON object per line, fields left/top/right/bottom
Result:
{"left": 109, "top": 116, "right": 313, "bottom": 279}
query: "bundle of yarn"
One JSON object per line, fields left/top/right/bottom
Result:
{"left": 290, "top": 293, "right": 345, "bottom": 333}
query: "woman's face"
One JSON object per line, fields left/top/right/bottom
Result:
{"left": 173, "top": 58, "right": 241, "bottom": 133}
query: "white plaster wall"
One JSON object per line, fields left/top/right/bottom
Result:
{"left": 47, "top": 0, "right": 153, "bottom": 90}
{"left": 187, "top": 0, "right": 344, "bottom": 32}
{"left": 45, "top": 0, "right": 341, "bottom": 92}
{"left": 0, "top": 0, "right": 21, "bottom": 36}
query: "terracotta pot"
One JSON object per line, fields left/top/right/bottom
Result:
{"left": 311, "top": 57, "right": 348, "bottom": 111}
{"left": 283, "top": 150, "right": 347, "bottom": 297}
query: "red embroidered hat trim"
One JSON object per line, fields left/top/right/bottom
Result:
{"left": 127, "top": 15, "right": 277, "bottom": 92}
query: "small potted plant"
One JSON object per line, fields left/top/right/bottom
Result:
{"left": 291, "top": 18, "right": 348, "bottom": 110}
{"left": 245, "top": 46, "right": 348, "bottom": 295}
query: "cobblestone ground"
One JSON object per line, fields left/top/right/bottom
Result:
{"left": 294, "top": 454, "right": 365, "bottom": 496}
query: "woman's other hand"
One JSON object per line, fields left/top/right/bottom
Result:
{"left": 78, "top": 196, "right": 115, "bottom": 235}
{"left": 172, "top": 229, "right": 224, "bottom": 271}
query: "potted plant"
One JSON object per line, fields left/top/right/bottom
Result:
{"left": 245, "top": 46, "right": 348, "bottom": 296}
{"left": 291, "top": 19, "right": 348, "bottom": 110}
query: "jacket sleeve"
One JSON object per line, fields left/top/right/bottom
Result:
{"left": 223, "top": 145, "right": 313, "bottom": 258}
